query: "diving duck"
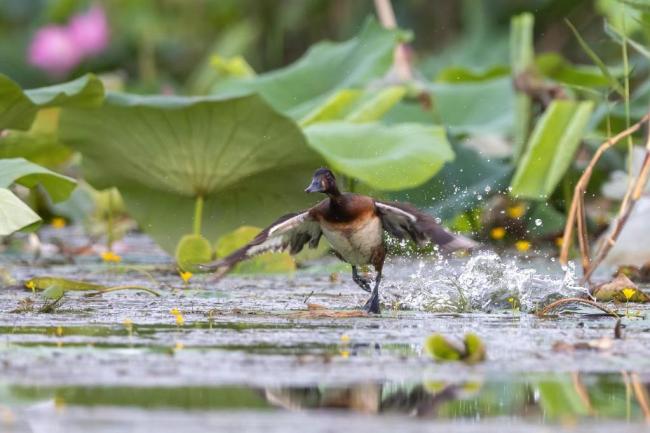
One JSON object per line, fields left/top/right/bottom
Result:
{"left": 200, "top": 168, "right": 477, "bottom": 314}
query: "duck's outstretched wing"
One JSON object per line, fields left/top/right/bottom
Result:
{"left": 198, "top": 211, "right": 321, "bottom": 279}
{"left": 375, "top": 201, "right": 478, "bottom": 251}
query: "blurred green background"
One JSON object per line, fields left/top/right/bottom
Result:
{"left": 1, "top": 0, "right": 641, "bottom": 90}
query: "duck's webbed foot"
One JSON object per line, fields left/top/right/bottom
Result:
{"left": 363, "top": 292, "right": 380, "bottom": 314}
{"left": 362, "top": 272, "right": 382, "bottom": 314}
{"left": 351, "top": 266, "right": 372, "bottom": 293}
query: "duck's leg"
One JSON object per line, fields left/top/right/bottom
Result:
{"left": 363, "top": 247, "right": 385, "bottom": 314}
{"left": 351, "top": 266, "right": 372, "bottom": 293}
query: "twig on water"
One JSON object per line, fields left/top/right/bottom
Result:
{"left": 538, "top": 297, "right": 620, "bottom": 318}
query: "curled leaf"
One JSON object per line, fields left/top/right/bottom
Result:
{"left": 176, "top": 234, "right": 213, "bottom": 273}
{"left": 424, "top": 333, "right": 487, "bottom": 363}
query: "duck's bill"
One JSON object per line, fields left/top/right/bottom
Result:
{"left": 304, "top": 180, "right": 323, "bottom": 193}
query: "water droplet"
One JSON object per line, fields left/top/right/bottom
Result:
{"left": 535, "top": 219, "right": 543, "bottom": 226}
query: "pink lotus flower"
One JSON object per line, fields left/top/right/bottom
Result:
{"left": 27, "top": 5, "right": 110, "bottom": 77}
{"left": 68, "top": 5, "right": 110, "bottom": 56}
{"left": 28, "top": 25, "right": 82, "bottom": 76}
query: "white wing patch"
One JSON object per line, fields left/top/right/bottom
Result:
{"left": 268, "top": 212, "right": 310, "bottom": 236}
{"left": 247, "top": 236, "right": 285, "bottom": 256}
{"left": 375, "top": 202, "right": 418, "bottom": 222}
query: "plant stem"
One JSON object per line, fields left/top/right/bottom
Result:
{"left": 559, "top": 113, "right": 650, "bottom": 266}
{"left": 193, "top": 195, "right": 204, "bottom": 236}
{"left": 107, "top": 190, "right": 114, "bottom": 251}
{"left": 537, "top": 297, "right": 619, "bottom": 318}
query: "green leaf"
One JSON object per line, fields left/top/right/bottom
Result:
{"left": 510, "top": 100, "right": 594, "bottom": 199}
{"left": 60, "top": 92, "right": 323, "bottom": 253}
{"left": 0, "top": 157, "right": 76, "bottom": 203}
{"left": 214, "top": 226, "right": 296, "bottom": 274}
{"left": 0, "top": 188, "right": 41, "bottom": 236}
{"left": 536, "top": 53, "right": 612, "bottom": 87}
{"left": 597, "top": 0, "right": 646, "bottom": 34}
{"left": 510, "top": 13, "right": 535, "bottom": 75}
{"left": 0, "top": 74, "right": 104, "bottom": 130}
{"left": 304, "top": 121, "right": 454, "bottom": 191}
{"left": 299, "top": 89, "right": 362, "bottom": 126}
{"left": 26, "top": 276, "right": 105, "bottom": 291}
{"left": 510, "top": 13, "right": 535, "bottom": 161}
{"left": 212, "top": 18, "right": 400, "bottom": 119}
{"left": 176, "top": 234, "right": 214, "bottom": 273}
{"left": 435, "top": 65, "right": 510, "bottom": 83}
{"left": 344, "top": 86, "right": 407, "bottom": 123}
{"left": 426, "top": 77, "right": 515, "bottom": 135}
{"left": 424, "top": 334, "right": 463, "bottom": 361}
{"left": 565, "top": 19, "right": 624, "bottom": 96}
{"left": 463, "top": 333, "right": 487, "bottom": 363}
{"left": 41, "top": 285, "right": 65, "bottom": 300}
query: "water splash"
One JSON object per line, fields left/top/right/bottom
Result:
{"left": 386, "top": 251, "right": 587, "bottom": 313}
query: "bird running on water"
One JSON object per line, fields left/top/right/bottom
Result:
{"left": 200, "top": 168, "right": 477, "bottom": 314}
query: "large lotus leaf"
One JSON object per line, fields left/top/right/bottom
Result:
{"left": 0, "top": 158, "right": 76, "bottom": 203}
{"left": 426, "top": 77, "right": 515, "bottom": 135}
{"left": 0, "top": 188, "right": 41, "bottom": 236}
{"left": 212, "top": 18, "right": 400, "bottom": 119}
{"left": 510, "top": 100, "right": 594, "bottom": 199}
{"left": 304, "top": 121, "right": 454, "bottom": 191}
{"left": 59, "top": 92, "right": 323, "bottom": 253}
{"left": 0, "top": 74, "right": 104, "bottom": 130}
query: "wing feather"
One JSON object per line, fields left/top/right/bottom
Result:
{"left": 198, "top": 211, "right": 321, "bottom": 278}
{"left": 375, "top": 201, "right": 477, "bottom": 251}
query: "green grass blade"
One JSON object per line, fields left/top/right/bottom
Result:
{"left": 565, "top": 19, "right": 625, "bottom": 96}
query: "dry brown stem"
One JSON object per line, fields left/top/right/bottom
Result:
{"left": 559, "top": 113, "right": 650, "bottom": 283}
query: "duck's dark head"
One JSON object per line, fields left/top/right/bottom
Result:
{"left": 305, "top": 168, "right": 340, "bottom": 196}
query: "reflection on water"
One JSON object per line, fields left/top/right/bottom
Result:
{"left": 3, "top": 373, "right": 649, "bottom": 424}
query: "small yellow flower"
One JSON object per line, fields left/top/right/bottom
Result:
{"left": 555, "top": 237, "right": 564, "bottom": 247}
{"left": 55, "top": 326, "right": 64, "bottom": 337}
{"left": 123, "top": 318, "right": 133, "bottom": 327}
{"left": 51, "top": 217, "right": 66, "bottom": 229}
{"left": 339, "top": 350, "right": 350, "bottom": 359}
{"left": 340, "top": 334, "right": 350, "bottom": 343}
{"left": 100, "top": 251, "right": 122, "bottom": 263}
{"left": 170, "top": 308, "right": 184, "bottom": 326}
{"left": 506, "top": 204, "right": 526, "bottom": 219}
{"left": 179, "top": 271, "right": 193, "bottom": 283}
{"left": 490, "top": 227, "right": 506, "bottom": 240}
{"left": 25, "top": 280, "right": 36, "bottom": 293}
{"left": 507, "top": 297, "right": 514, "bottom": 304}
{"left": 515, "top": 240, "right": 531, "bottom": 252}
{"left": 174, "top": 341, "right": 184, "bottom": 351}
{"left": 622, "top": 288, "right": 636, "bottom": 301}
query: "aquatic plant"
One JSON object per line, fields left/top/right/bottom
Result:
{"left": 0, "top": 158, "right": 76, "bottom": 235}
